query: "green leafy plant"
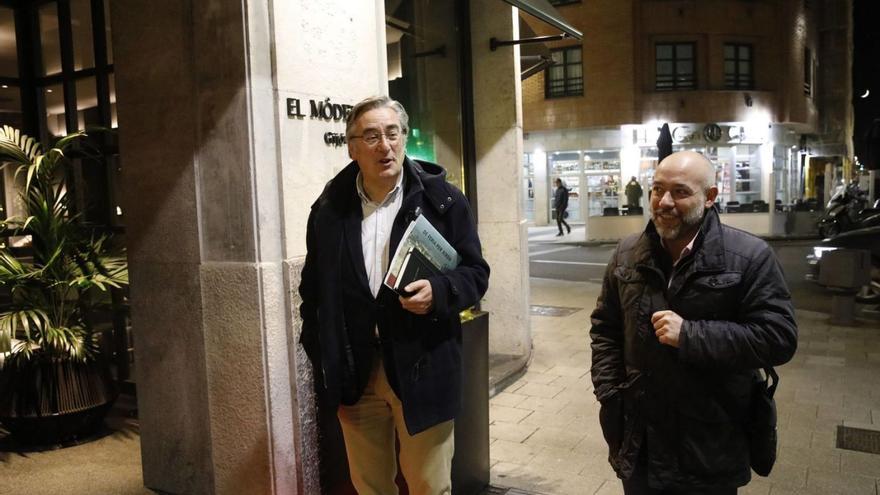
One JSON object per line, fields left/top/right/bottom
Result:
{"left": 0, "top": 126, "right": 127, "bottom": 369}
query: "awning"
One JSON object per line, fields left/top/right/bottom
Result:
{"left": 501, "top": 0, "right": 583, "bottom": 40}
{"left": 518, "top": 18, "right": 554, "bottom": 80}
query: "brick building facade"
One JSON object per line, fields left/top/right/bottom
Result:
{"left": 520, "top": 0, "right": 852, "bottom": 239}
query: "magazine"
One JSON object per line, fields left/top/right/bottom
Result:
{"left": 384, "top": 214, "right": 460, "bottom": 295}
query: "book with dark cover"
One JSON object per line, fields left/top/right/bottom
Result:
{"left": 393, "top": 247, "right": 440, "bottom": 297}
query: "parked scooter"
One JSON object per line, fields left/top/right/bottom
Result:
{"left": 807, "top": 226, "right": 880, "bottom": 305}
{"left": 817, "top": 183, "right": 880, "bottom": 238}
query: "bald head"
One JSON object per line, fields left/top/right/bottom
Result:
{"left": 657, "top": 151, "right": 715, "bottom": 192}
{"left": 650, "top": 151, "right": 719, "bottom": 241}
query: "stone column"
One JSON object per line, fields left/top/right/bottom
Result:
{"left": 470, "top": 1, "right": 531, "bottom": 361}
{"left": 111, "top": 1, "right": 385, "bottom": 493}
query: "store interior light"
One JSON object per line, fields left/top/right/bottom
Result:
{"left": 647, "top": 119, "right": 664, "bottom": 130}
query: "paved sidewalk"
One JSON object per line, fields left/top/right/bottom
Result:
{"left": 528, "top": 225, "right": 590, "bottom": 244}
{"left": 489, "top": 278, "right": 880, "bottom": 495}
{"left": 3, "top": 277, "right": 879, "bottom": 494}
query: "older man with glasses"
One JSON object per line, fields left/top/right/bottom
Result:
{"left": 298, "top": 95, "right": 490, "bottom": 495}
{"left": 590, "top": 151, "right": 798, "bottom": 494}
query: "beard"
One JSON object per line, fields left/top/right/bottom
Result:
{"left": 652, "top": 200, "right": 705, "bottom": 240}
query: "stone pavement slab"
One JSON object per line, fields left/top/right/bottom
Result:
{"left": 490, "top": 278, "right": 880, "bottom": 495}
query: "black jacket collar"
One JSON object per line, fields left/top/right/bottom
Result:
{"left": 635, "top": 205, "right": 726, "bottom": 273}
{"left": 313, "top": 156, "right": 455, "bottom": 218}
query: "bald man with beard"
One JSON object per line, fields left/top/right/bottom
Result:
{"left": 589, "top": 151, "right": 798, "bottom": 494}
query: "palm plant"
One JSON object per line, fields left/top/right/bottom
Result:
{"left": 0, "top": 126, "right": 128, "bottom": 370}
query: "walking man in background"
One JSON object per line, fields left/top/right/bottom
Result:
{"left": 590, "top": 151, "right": 798, "bottom": 494}
{"left": 554, "top": 177, "right": 571, "bottom": 236}
{"left": 298, "top": 95, "right": 490, "bottom": 495}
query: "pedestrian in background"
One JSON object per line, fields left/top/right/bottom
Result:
{"left": 554, "top": 177, "right": 571, "bottom": 236}
{"left": 590, "top": 151, "right": 798, "bottom": 494}
{"left": 625, "top": 176, "right": 643, "bottom": 209}
{"left": 298, "top": 95, "right": 490, "bottom": 495}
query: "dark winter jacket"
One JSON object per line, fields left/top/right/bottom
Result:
{"left": 590, "top": 206, "right": 797, "bottom": 490}
{"left": 554, "top": 184, "right": 569, "bottom": 211}
{"left": 298, "top": 156, "right": 490, "bottom": 435}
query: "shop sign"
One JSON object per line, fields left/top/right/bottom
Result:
{"left": 672, "top": 123, "right": 753, "bottom": 144}
{"left": 286, "top": 96, "right": 353, "bottom": 148}
{"left": 703, "top": 123, "right": 722, "bottom": 142}
{"left": 672, "top": 126, "right": 698, "bottom": 143}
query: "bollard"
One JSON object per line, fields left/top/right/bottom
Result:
{"left": 818, "top": 249, "right": 872, "bottom": 326}
{"left": 829, "top": 291, "right": 857, "bottom": 326}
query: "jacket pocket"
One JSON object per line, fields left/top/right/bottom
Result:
{"left": 683, "top": 272, "right": 743, "bottom": 319}
{"left": 599, "top": 372, "right": 642, "bottom": 462}
{"left": 692, "top": 272, "right": 742, "bottom": 289}
{"left": 599, "top": 392, "right": 624, "bottom": 456}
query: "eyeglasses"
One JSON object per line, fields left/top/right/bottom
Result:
{"left": 349, "top": 129, "right": 404, "bottom": 146}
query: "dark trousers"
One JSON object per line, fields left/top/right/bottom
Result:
{"left": 622, "top": 462, "right": 737, "bottom": 495}
{"left": 556, "top": 208, "right": 570, "bottom": 234}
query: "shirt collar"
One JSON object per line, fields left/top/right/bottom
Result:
{"left": 662, "top": 228, "right": 701, "bottom": 266}
{"left": 356, "top": 168, "right": 405, "bottom": 206}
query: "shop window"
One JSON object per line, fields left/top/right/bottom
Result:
{"left": 386, "top": 0, "right": 468, "bottom": 192}
{"left": 582, "top": 150, "right": 621, "bottom": 217}
{"left": 109, "top": 72, "right": 117, "bottom": 128}
{"left": 655, "top": 42, "right": 695, "bottom": 91}
{"left": 522, "top": 153, "right": 535, "bottom": 222}
{"left": 803, "top": 47, "right": 812, "bottom": 96}
{"left": 75, "top": 76, "right": 100, "bottom": 129}
{"left": 1, "top": 0, "right": 118, "bottom": 227}
{"left": 38, "top": 3, "right": 62, "bottom": 76}
{"left": 714, "top": 145, "right": 763, "bottom": 208}
{"left": 70, "top": 0, "right": 95, "bottom": 71}
{"left": 724, "top": 43, "right": 753, "bottom": 90}
{"left": 0, "top": 84, "right": 21, "bottom": 131}
{"left": 104, "top": 0, "right": 113, "bottom": 64}
{"left": 545, "top": 46, "right": 583, "bottom": 98}
{"left": 0, "top": 8, "right": 18, "bottom": 78}
{"left": 41, "top": 83, "right": 65, "bottom": 138}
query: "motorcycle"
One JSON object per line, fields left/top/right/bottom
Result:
{"left": 817, "top": 184, "right": 880, "bottom": 238}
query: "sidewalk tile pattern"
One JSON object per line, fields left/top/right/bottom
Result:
{"left": 490, "top": 278, "right": 880, "bottom": 495}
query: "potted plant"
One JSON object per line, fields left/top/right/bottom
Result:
{"left": 0, "top": 126, "right": 128, "bottom": 445}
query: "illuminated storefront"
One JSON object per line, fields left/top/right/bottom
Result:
{"left": 524, "top": 118, "right": 809, "bottom": 239}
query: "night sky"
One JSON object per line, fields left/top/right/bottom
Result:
{"left": 853, "top": 0, "right": 880, "bottom": 168}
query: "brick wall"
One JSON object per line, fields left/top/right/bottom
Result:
{"left": 522, "top": 0, "right": 828, "bottom": 133}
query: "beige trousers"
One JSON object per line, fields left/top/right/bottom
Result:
{"left": 337, "top": 356, "right": 454, "bottom": 495}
